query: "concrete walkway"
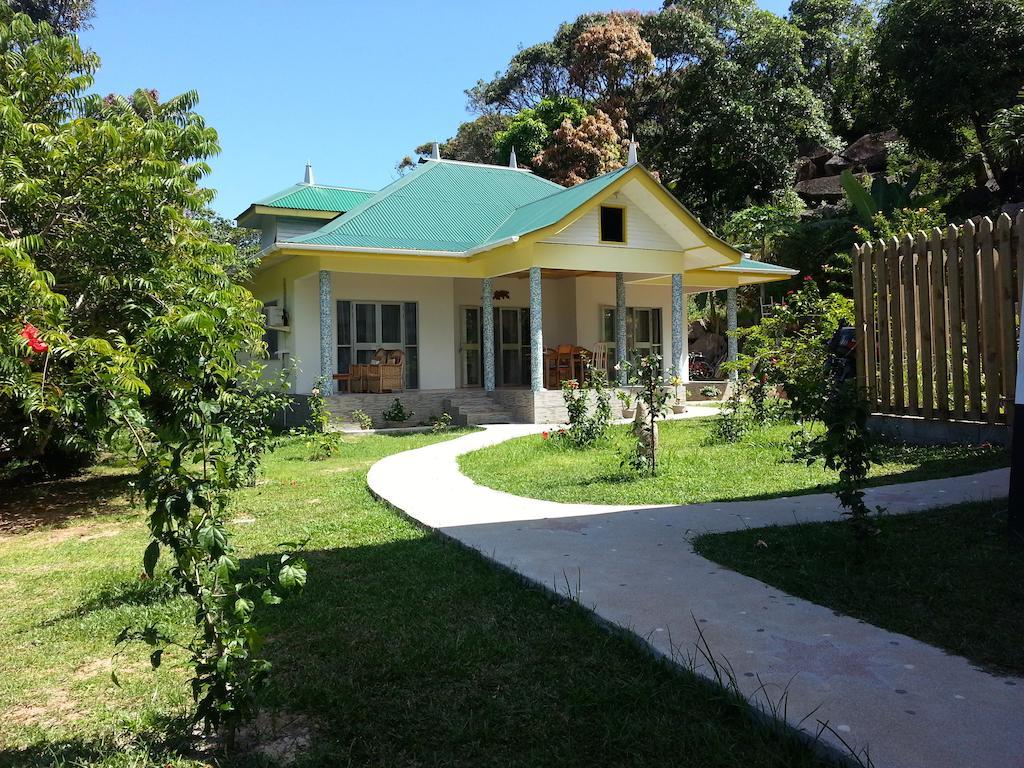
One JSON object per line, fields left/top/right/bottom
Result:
{"left": 367, "top": 419, "right": 1022, "bottom": 768}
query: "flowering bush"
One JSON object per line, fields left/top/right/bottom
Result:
{"left": 555, "top": 357, "right": 612, "bottom": 449}
{"left": 733, "top": 279, "right": 854, "bottom": 427}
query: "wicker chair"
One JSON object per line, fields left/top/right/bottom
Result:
{"left": 366, "top": 349, "right": 405, "bottom": 393}
{"left": 349, "top": 349, "right": 387, "bottom": 393}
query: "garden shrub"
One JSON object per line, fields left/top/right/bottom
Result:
{"left": 557, "top": 360, "right": 612, "bottom": 449}
{"left": 735, "top": 279, "right": 854, "bottom": 428}
{"left": 713, "top": 384, "right": 748, "bottom": 443}
{"left": 618, "top": 354, "right": 670, "bottom": 475}
{"left": 382, "top": 398, "right": 414, "bottom": 423}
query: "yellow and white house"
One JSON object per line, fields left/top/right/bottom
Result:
{"left": 238, "top": 143, "right": 796, "bottom": 423}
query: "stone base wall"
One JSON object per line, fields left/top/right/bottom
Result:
{"left": 867, "top": 414, "right": 1009, "bottom": 447}
{"left": 326, "top": 391, "right": 463, "bottom": 428}
{"left": 488, "top": 390, "right": 537, "bottom": 423}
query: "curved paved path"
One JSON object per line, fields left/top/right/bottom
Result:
{"left": 368, "top": 419, "right": 1021, "bottom": 768}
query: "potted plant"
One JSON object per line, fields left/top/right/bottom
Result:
{"left": 616, "top": 389, "right": 635, "bottom": 419}
{"left": 382, "top": 398, "right": 414, "bottom": 428}
{"left": 669, "top": 375, "right": 687, "bottom": 414}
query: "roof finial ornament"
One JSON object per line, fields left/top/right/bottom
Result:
{"left": 303, "top": 160, "right": 315, "bottom": 185}
{"left": 430, "top": 142, "right": 441, "bottom": 160}
{"left": 509, "top": 146, "right": 518, "bottom": 169}
{"left": 626, "top": 135, "right": 638, "bottom": 167}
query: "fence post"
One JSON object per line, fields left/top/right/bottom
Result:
{"left": 916, "top": 231, "right": 934, "bottom": 419}
{"left": 875, "top": 239, "right": 892, "bottom": 412}
{"left": 962, "top": 219, "right": 982, "bottom": 420}
{"left": 929, "top": 227, "right": 949, "bottom": 418}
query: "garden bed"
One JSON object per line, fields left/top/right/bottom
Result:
{"left": 0, "top": 431, "right": 837, "bottom": 767}
{"left": 693, "top": 501, "right": 1024, "bottom": 675}
{"left": 458, "top": 418, "right": 1009, "bottom": 506}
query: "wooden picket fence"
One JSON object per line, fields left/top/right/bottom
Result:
{"left": 851, "top": 213, "right": 1022, "bottom": 425}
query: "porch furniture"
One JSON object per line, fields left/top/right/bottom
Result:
{"left": 592, "top": 342, "right": 609, "bottom": 377}
{"left": 554, "top": 344, "right": 575, "bottom": 385}
{"left": 543, "top": 348, "right": 559, "bottom": 389}
{"left": 332, "top": 372, "right": 352, "bottom": 393}
{"left": 572, "top": 346, "right": 591, "bottom": 380}
{"left": 366, "top": 349, "right": 405, "bottom": 393}
{"left": 349, "top": 349, "right": 387, "bottom": 393}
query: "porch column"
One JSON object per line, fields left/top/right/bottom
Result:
{"left": 529, "top": 267, "right": 544, "bottom": 391}
{"left": 615, "top": 272, "right": 627, "bottom": 385}
{"left": 726, "top": 287, "right": 738, "bottom": 382}
{"left": 671, "top": 273, "right": 689, "bottom": 383}
{"left": 482, "top": 277, "right": 495, "bottom": 392}
{"left": 318, "top": 269, "right": 333, "bottom": 386}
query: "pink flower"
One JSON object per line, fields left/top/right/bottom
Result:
{"left": 20, "top": 323, "right": 48, "bottom": 354}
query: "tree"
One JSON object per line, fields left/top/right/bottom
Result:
{"left": 723, "top": 189, "right": 803, "bottom": 263}
{"left": 0, "top": 8, "right": 303, "bottom": 739}
{"left": 788, "top": 0, "right": 878, "bottom": 137}
{"left": 471, "top": 5, "right": 830, "bottom": 225}
{"left": 8, "top": 0, "right": 93, "bottom": 34}
{"left": 567, "top": 12, "right": 655, "bottom": 103}
{"left": 493, "top": 95, "right": 588, "bottom": 166}
{"left": 206, "top": 212, "right": 261, "bottom": 271}
{"left": 533, "top": 110, "right": 627, "bottom": 185}
{"left": 875, "top": 0, "right": 1024, "bottom": 178}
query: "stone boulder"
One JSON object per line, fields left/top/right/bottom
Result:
{"left": 824, "top": 130, "right": 899, "bottom": 175}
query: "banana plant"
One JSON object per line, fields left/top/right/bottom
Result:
{"left": 840, "top": 168, "right": 922, "bottom": 226}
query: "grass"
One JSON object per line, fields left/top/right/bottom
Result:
{"left": 693, "top": 500, "right": 1024, "bottom": 675}
{"left": 458, "top": 418, "right": 1008, "bottom": 505}
{"left": 0, "top": 431, "right": 839, "bottom": 768}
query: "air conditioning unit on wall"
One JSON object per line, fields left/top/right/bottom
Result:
{"left": 263, "top": 305, "right": 286, "bottom": 327}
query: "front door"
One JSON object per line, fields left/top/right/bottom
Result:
{"left": 460, "top": 307, "right": 482, "bottom": 387}
{"left": 459, "top": 306, "right": 531, "bottom": 387}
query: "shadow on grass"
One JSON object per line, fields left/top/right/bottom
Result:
{"left": 0, "top": 471, "right": 138, "bottom": 535}
{"left": 243, "top": 536, "right": 840, "bottom": 767}
{"left": 3, "top": 528, "right": 843, "bottom": 768}
{"left": 38, "top": 577, "right": 179, "bottom": 630}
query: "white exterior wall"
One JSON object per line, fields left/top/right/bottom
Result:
{"left": 573, "top": 275, "right": 676, "bottom": 359}
{"left": 541, "top": 191, "right": 678, "bottom": 251}
{"left": 289, "top": 273, "right": 456, "bottom": 394}
{"left": 277, "top": 216, "right": 327, "bottom": 241}
{"left": 279, "top": 271, "right": 677, "bottom": 395}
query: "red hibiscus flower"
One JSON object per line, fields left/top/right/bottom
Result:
{"left": 20, "top": 323, "right": 49, "bottom": 354}
{"left": 541, "top": 431, "right": 549, "bottom": 440}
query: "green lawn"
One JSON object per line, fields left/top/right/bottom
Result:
{"left": 0, "top": 432, "right": 837, "bottom": 768}
{"left": 694, "top": 501, "right": 1024, "bottom": 675}
{"left": 458, "top": 418, "right": 1008, "bottom": 505}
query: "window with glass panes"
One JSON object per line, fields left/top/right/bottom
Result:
{"left": 337, "top": 300, "right": 419, "bottom": 388}
{"left": 599, "top": 306, "right": 663, "bottom": 375}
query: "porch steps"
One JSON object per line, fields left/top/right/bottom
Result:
{"left": 441, "top": 394, "right": 514, "bottom": 427}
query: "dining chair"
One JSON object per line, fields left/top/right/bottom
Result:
{"left": 543, "top": 348, "right": 558, "bottom": 389}
{"left": 554, "top": 344, "right": 574, "bottom": 385}
{"left": 592, "top": 342, "right": 609, "bottom": 376}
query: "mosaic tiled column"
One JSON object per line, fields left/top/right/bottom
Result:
{"left": 615, "top": 272, "right": 627, "bottom": 385}
{"left": 671, "top": 273, "right": 687, "bottom": 382}
{"left": 318, "top": 270, "right": 333, "bottom": 386}
{"left": 727, "top": 287, "right": 738, "bottom": 382}
{"left": 529, "top": 267, "right": 544, "bottom": 391}
{"left": 482, "top": 277, "right": 495, "bottom": 392}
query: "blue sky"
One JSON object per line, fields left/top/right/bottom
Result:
{"left": 79, "top": 1, "right": 791, "bottom": 219}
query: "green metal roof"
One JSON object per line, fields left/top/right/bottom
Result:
{"left": 709, "top": 257, "right": 797, "bottom": 275}
{"left": 480, "top": 166, "right": 631, "bottom": 246}
{"left": 292, "top": 160, "right": 575, "bottom": 253}
{"left": 255, "top": 183, "right": 377, "bottom": 212}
